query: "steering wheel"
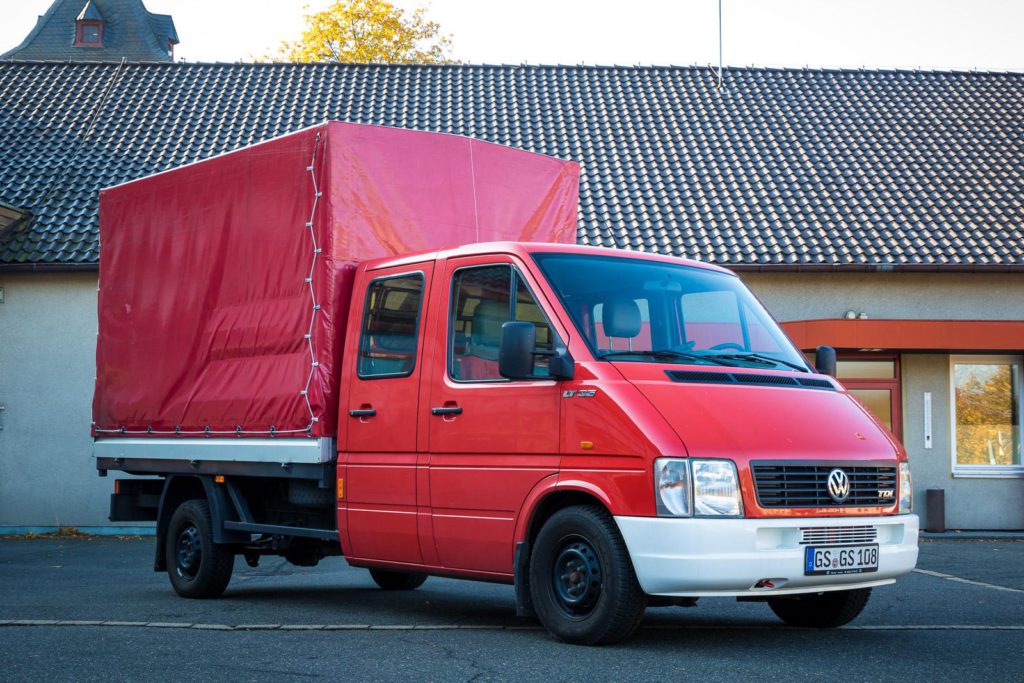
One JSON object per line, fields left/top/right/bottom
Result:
{"left": 709, "top": 342, "right": 745, "bottom": 351}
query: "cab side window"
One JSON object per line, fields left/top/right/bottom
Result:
{"left": 450, "top": 265, "right": 556, "bottom": 381}
{"left": 357, "top": 273, "right": 425, "bottom": 378}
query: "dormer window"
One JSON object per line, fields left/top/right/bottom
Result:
{"left": 77, "top": 21, "right": 103, "bottom": 46}
{"left": 74, "top": 2, "right": 105, "bottom": 47}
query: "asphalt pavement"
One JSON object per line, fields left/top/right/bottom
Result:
{"left": 1, "top": 536, "right": 1023, "bottom": 682}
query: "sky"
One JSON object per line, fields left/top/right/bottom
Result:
{"left": 1, "top": 0, "right": 1022, "bottom": 72}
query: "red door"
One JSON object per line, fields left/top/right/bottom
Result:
{"left": 343, "top": 263, "right": 432, "bottom": 564}
{"left": 426, "top": 255, "right": 564, "bottom": 575}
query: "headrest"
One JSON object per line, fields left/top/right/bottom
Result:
{"left": 471, "top": 300, "right": 508, "bottom": 348}
{"left": 603, "top": 297, "right": 641, "bottom": 338}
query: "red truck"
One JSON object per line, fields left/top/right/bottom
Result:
{"left": 94, "top": 122, "right": 918, "bottom": 645}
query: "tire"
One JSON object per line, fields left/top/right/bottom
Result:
{"left": 369, "top": 568, "right": 428, "bottom": 590}
{"left": 529, "top": 505, "right": 647, "bottom": 645}
{"left": 165, "top": 499, "right": 234, "bottom": 599}
{"left": 768, "top": 588, "right": 872, "bottom": 628}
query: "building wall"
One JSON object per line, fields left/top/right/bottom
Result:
{"left": 743, "top": 271, "right": 1024, "bottom": 530}
{"left": 900, "top": 354, "right": 1024, "bottom": 529}
{"left": 1, "top": 270, "right": 1020, "bottom": 529}
{"left": 0, "top": 272, "right": 123, "bottom": 529}
{"left": 742, "top": 271, "right": 1024, "bottom": 322}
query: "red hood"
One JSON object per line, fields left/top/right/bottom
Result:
{"left": 613, "top": 363, "right": 900, "bottom": 465}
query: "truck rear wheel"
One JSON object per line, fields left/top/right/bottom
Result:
{"left": 529, "top": 505, "right": 647, "bottom": 645}
{"left": 369, "top": 569, "right": 427, "bottom": 590}
{"left": 165, "top": 499, "right": 234, "bottom": 599}
{"left": 768, "top": 587, "right": 871, "bottom": 628}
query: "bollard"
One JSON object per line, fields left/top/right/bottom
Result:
{"left": 925, "top": 489, "right": 946, "bottom": 533}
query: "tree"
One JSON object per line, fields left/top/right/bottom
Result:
{"left": 271, "top": 0, "right": 454, "bottom": 64}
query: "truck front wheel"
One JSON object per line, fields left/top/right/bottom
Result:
{"left": 529, "top": 505, "right": 647, "bottom": 645}
{"left": 768, "top": 587, "right": 871, "bottom": 627}
{"left": 165, "top": 499, "right": 234, "bottom": 599}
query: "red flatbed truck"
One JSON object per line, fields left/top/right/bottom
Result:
{"left": 95, "top": 123, "right": 918, "bottom": 645}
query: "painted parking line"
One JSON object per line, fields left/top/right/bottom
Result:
{"left": 914, "top": 568, "right": 1024, "bottom": 594}
{"left": 1, "top": 620, "right": 1023, "bottom": 632}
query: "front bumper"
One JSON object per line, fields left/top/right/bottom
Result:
{"left": 614, "top": 514, "right": 919, "bottom": 597}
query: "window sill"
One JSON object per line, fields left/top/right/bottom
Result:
{"left": 952, "top": 467, "right": 1024, "bottom": 479}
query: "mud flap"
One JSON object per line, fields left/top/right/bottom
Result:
{"left": 514, "top": 541, "right": 536, "bottom": 618}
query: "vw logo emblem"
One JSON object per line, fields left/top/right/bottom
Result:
{"left": 827, "top": 468, "right": 851, "bottom": 503}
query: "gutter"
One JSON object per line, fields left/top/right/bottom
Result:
{"left": 727, "top": 263, "right": 1024, "bottom": 273}
{"left": 0, "top": 262, "right": 99, "bottom": 273}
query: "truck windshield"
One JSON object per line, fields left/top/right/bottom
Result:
{"left": 532, "top": 253, "right": 810, "bottom": 372}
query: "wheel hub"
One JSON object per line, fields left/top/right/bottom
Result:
{"left": 552, "top": 539, "right": 602, "bottom": 617}
{"left": 175, "top": 524, "right": 202, "bottom": 579}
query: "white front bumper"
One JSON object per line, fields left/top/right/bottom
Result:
{"left": 614, "top": 514, "right": 919, "bottom": 597}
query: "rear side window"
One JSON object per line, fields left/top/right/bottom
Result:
{"left": 357, "top": 273, "right": 425, "bottom": 379}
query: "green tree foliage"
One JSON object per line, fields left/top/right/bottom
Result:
{"left": 269, "top": 0, "right": 454, "bottom": 64}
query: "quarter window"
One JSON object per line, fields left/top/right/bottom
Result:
{"left": 357, "top": 273, "right": 425, "bottom": 379}
{"left": 449, "top": 265, "right": 556, "bottom": 381}
{"left": 951, "top": 355, "right": 1023, "bottom": 477}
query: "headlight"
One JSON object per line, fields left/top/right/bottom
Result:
{"left": 692, "top": 459, "right": 744, "bottom": 517}
{"left": 899, "top": 461, "right": 913, "bottom": 513}
{"left": 654, "top": 458, "right": 691, "bottom": 517}
{"left": 654, "top": 458, "right": 744, "bottom": 517}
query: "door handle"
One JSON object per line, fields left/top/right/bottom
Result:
{"left": 349, "top": 408, "right": 377, "bottom": 418}
{"left": 430, "top": 405, "right": 463, "bottom": 416}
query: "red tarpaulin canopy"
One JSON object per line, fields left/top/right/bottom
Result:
{"left": 93, "top": 122, "right": 579, "bottom": 438}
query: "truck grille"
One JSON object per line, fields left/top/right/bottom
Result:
{"left": 751, "top": 462, "right": 898, "bottom": 508}
{"left": 800, "top": 525, "right": 878, "bottom": 545}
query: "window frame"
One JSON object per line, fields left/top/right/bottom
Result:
{"left": 949, "top": 354, "right": 1024, "bottom": 479}
{"left": 355, "top": 270, "right": 426, "bottom": 381}
{"left": 75, "top": 20, "right": 104, "bottom": 47}
{"left": 446, "top": 263, "right": 559, "bottom": 384}
{"left": 836, "top": 353, "right": 902, "bottom": 441}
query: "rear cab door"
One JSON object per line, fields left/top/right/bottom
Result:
{"left": 340, "top": 261, "right": 433, "bottom": 565}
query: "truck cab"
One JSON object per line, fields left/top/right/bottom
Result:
{"left": 335, "top": 241, "right": 919, "bottom": 643}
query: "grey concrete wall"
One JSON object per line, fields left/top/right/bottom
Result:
{"left": 742, "top": 272, "right": 1024, "bottom": 323}
{"left": 0, "top": 272, "right": 125, "bottom": 528}
{"left": 901, "top": 355, "right": 1024, "bottom": 530}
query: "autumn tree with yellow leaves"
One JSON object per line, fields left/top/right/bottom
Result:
{"left": 271, "top": 0, "right": 455, "bottom": 64}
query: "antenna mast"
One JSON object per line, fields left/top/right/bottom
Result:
{"left": 717, "top": 0, "right": 724, "bottom": 89}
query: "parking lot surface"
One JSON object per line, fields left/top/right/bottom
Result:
{"left": 1, "top": 536, "right": 1022, "bottom": 681}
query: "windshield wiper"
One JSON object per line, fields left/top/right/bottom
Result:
{"left": 598, "top": 349, "right": 739, "bottom": 366}
{"left": 707, "top": 352, "right": 810, "bottom": 373}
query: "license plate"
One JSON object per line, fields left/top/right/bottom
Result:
{"left": 804, "top": 544, "right": 879, "bottom": 576}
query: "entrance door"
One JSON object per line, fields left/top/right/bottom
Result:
{"left": 426, "top": 256, "right": 563, "bottom": 574}
{"left": 837, "top": 355, "right": 902, "bottom": 441}
{"left": 344, "top": 264, "right": 432, "bottom": 563}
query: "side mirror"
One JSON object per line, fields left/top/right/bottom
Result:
{"left": 499, "top": 321, "right": 576, "bottom": 380}
{"left": 815, "top": 345, "right": 837, "bottom": 377}
{"left": 499, "top": 322, "right": 536, "bottom": 379}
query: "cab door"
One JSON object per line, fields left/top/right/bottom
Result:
{"left": 426, "top": 255, "right": 563, "bottom": 574}
{"left": 343, "top": 263, "right": 432, "bottom": 564}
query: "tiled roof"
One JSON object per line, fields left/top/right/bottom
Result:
{"left": 1, "top": 0, "right": 177, "bottom": 63}
{"left": 0, "top": 61, "right": 1022, "bottom": 268}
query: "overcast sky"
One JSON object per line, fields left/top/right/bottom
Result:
{"left": 1, "top": 0, "right": 1022, "bottom": 72}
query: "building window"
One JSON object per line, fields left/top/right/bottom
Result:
{"left": 836, "top": 355, "right": 901, "bottom": 440}
{"left": 75, "top": 21, "right": 103, "bottom": 47}
{"left": 950, "top": 355, "right": 1023, "bottom": 478}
